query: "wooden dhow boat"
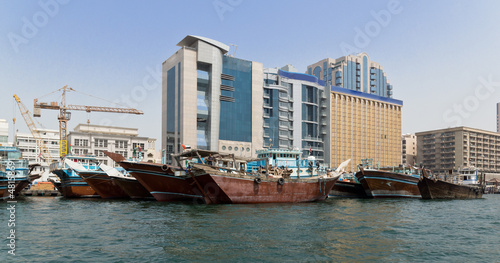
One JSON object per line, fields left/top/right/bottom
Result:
{"left": 100, "top": 163, "right": 153, "bottom": 200}
{"left": 50, "top": 155, "right": 99, "bottom": 198}
{"left": 104, "top": 151, "right": 203, "bottom": 202}
{"left": 418, "top": 169, "right": 483, "bottom": 199}
{"left": 355, "top": 166, "right": 421, "bottom": 198}
{"left": 189, "top": 162, "right": 340, "bottom": 204}
{"left": 66, "top": 161, "right": 129, "bottom": 199}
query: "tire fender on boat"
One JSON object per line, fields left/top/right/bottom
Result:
{"left": 277, "top": 178, "right": 285, "bottom": 185}
{"left": 161, "top": 165, "right": 168, "bottom": 171}
{"left": 254, "top": 177, "right": 261, "bottom": 184}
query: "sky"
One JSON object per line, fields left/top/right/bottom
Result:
{"left": 2, "top": 0, "right": 500, "bottom": 147}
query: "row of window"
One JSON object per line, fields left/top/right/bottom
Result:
{"left": 221, "top": 146, "right": 251, "bottom": 152}
{"left": 73, "top": 139, "right": 142, "bottom": 149}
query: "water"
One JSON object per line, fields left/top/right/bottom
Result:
{"left": 2, "top": 195, "right": 499, "bottom": 262}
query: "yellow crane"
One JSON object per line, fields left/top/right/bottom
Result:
{"left": 13, "top": 94, "right": 53, "bottom": 163}
{"left": 33, "top": 85, "right": 144, "bottom": 158}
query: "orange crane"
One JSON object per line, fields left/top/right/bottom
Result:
{"left": 33, "top": 85, "right": 144, "bottom": 158}
{"left": 13, "top": 94, "right": 53, "bottom": 163}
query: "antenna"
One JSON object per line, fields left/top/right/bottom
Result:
{"left": 228, "top": 44, "right": 238, "bottom": 57}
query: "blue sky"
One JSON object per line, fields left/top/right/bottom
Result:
{"left": 2, "top": 0, "right": 500, "bottom": 146}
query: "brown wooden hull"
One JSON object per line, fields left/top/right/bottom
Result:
{"left": 118, "top": 161, "right": 203, "bottom": 202}
{"left": 1, "top": 179, "right": 28, "bottom": 200}
{"left": 80, "top": 172, "right": 129, "bottom": 199}
{"left": 52, "top": 170, "right": 99, "bottom": 198}
{"left": 48, "top": 179, "right": 64, "bottom": 195}
{"left": 355, "top": 170, "right": 421, "bottom": 198}
{"left": 418, "top": 176, "right": 483, "bottom": 199}
{"left": 329, "top": 180, "right": 368, "bottom": 198}
{"left": 111, "top": 176, "right": 154, "bottom": 199}
{"left": 193, "top": 171, "right": 339, "bottom": 204}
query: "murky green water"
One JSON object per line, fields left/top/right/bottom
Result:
{"left": 2, "top": 195, "right": 499, "bottom": 262}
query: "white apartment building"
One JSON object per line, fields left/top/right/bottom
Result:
{"left": 14, "top": 129, "right": 60, "bottom": 180}
{"left": 15, "top": 129, "right": 60, "bottom": 164}
{"left": 68, "top": 124, "right": 159, "bottom": 167}
{"left": 0, "top": 119, "right": 9, "bottom": 146}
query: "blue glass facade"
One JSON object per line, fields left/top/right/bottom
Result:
{"left": 197, "top": 67, "right": 210, "bottom": 149}
{"left": 219, "top": 56, "right": 253, "bottom": 142}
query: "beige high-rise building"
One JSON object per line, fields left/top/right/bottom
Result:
{"left": 330, "top": 86, "right": 402, "bottom": 172}
{"left": 416, "top": 126, "right": 500, "bottom": 175}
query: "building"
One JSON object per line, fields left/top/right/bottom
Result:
{"left": 416, "top": 126, "right": 500, "bottom": 175}
{"left": 306, "top": 53, "right": 394, "bottom": 98}
{"left": 14, "top": 129, "right": 60, "bottom": 179}
{"left": 402, "top": 134, "right": 417, "bottom": 165}
{"left": 263, "top": 66, "right": 330, "bottom": 164}
{"left": 68, "top": 124, "right": 159, "bottom": 166}
{"left": 330, "top": 87, "right": 402, "bottom": 172}
{"left": 497, "top": 102, "right": 500, "bottom": 132}
{"left": 162, "top": 35, "right": 263, "bottom": 163}
{"left": 15, "top": 129, "right": 60, "bottom": 164}
{"left": 0, "top": 119, "right": 8, "bottom": 146}
{"left": 160, "top": 35, "right": 403, "bottom": 169}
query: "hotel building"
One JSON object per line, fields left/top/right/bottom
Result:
{"left": 416, "top": 127, "right": 500, "bottom": 175}
{"left": 306, "top": 53, "right": 393, "bottom": 98}
{"left": 162, "top": 35, "right": 263, "bottom": 163}
{"left": 330, "top": 87, "right": 402, "bottom": 172}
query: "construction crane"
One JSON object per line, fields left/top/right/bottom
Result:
{"left": 13, "top": 94, "right": 53, "bottom": 163}
{"left": 33, "top": 85, "right": 144, "bottom": 158}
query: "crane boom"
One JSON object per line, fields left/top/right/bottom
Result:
{"left": 33, "top": 85, "right": 144, "bottom": 158}
{"left": 13, "top": 94, "right": 53, "bottom": 163}
{"left": 35, "top": 104, "right": 143, "bottom": 115}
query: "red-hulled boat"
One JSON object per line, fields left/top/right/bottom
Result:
{"left": 189, "top": 163, "right": 340, "bottom": 204}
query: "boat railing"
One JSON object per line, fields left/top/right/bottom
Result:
{"left": 1, "top": 159, "right": 28, "bottom": 169}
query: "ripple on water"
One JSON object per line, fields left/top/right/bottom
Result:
{"left": 4, "top": 195, "right": 500, "bottom": 262}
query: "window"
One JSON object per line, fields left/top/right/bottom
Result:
{"left": 94, "top": 150, "right": 105, "bottom": 157}
{"left": 95, "top": 139, "right": 107, "bottom": 148}
{"left": 116, "top": 151, "right": 128, "bottom": 158}
{"left": 132, "top": 143, "right": 145, "bottom": 150}
{"left": 115, "top": 140, "right": 128, "bottom": 149}
{"left": 74, "top": 139, "right": 89, "bottom": 147}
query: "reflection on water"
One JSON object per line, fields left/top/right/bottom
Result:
{"left": 1, "top": 196, "right": 499, "bottom": 262}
